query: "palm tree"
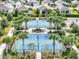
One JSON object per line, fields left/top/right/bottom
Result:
{"left": 9, "top": 36, "right": 16, "bottom": 49}
{"left": 7, "top": 13, "right": 13, "bottom": 21}
{"left": 47, "top": 17, "right": 53, "bottom": 32}
{"left": 18, "top": 32, "right": 27, "bottom": 58}
{"left": 22, "top": 16, "right": 30, "bottom": 31}
{"left": 52, "top": 0, "right": 56, "bottom": 3}
{"left": 49, "top": 33, "right": 56, "bottom": 57}
{"left": 48, "top": 9, "right": 65, "bottom": 58}
{"left": 48, "top": 10, "right": 56, "bottom": 32}
{"left": 1, "top": 0, "right": 6, "bottom": 1}
{"left": 48, "top": 10, "right": 65, "bottom": 32}
{"left": 0, "top": 18, "right": 8, "bottom": 28}
{"left": 2, "top": 36, "right": 11, "bottom": 59}
{"left": 63, "top": 0, "right": 72, "bottom": 3}
{"left": 27, "top": 43, "right": 36, "bottom": 59}
{"left": 49, "top": 33, "right": 62, "bottom": 58}
{"left": 54, "top": 16, "right": 65, "bottom": 31}
{"left": 70, "top": 23, "right": 79, "bottom": 35}
{"left": 68, "top": 50, "right": 78, "bottom": 59}
{"left": 42, "top": 45, "right": 50, "bottom": 59}
{"left": 63, "top": 34, "right": 75, "bottom": 48}
{"left": 39, "top": 0, "right": 43, "bottom": 4}
{"left": 37, "top": 34, "right": 40, "bottom": 52}
{"left": 0, "top": 25, "right": 3, "bottom": 36}
{"left": 27, "top": 43, "right": 36, "bottom": 52}
{"left": 68, "top": 35, "right": 75, "bottom": 46}
{"left": 13, "top": 9, "right": 19, "bottom": 17}
{"left": 11, "top": 18, "right": 22, "bottom": 30}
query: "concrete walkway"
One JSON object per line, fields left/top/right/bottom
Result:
{"left": 72, "top": 45, "right": 79, "bottom": 59}
{"left": 36, "top": 52, "right": 41, "bottom": 59}
{"left": 0, "top": 44, "right": 6, "bottom": 59}
{"left": 8, "top": 27, "right": 15, "bottom": 37}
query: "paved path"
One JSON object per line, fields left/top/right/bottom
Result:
{"left": 8, "top": 27, "right": 15, "bottom": 37}
{"left": 36, "top": 52, "right": 41, "bottom": 59}
{"left": 72, "top": 45, "right": 79, "bottom": 59}
{"left": 0, "top": 44, "right": 6, "bottom": 59}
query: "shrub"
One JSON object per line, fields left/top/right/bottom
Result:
{"left": 7, "top": 13, "right": 13, "bottom": 21}
{"left": 65, "top": 14, "right": 79, "bottom": 17}
{"left": 68, "top": 50, "right": 77, "bottom": 59}
{"left": 2, "top": 27, "right": 11, "bottom": 35}
{"left": 75, "top": 40, "right": 79, "bottom": 48}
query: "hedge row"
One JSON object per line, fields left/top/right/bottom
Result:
{"left": 65, "top": 14, "right": 79, "bottom": 17}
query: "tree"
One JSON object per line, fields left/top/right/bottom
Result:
{"left": 13, "top": 0, "right": 18, "bottom": 2}
{"left": 0, "top": 18, "right": 8, "bottom": 28}
{"left": 2, "top": 36, "right": 11, "bottom": 59}
{"left": 53, "top": 30, "right": 65, "bottom": 37}
{"left": 68, "top": 50, "right": 77, "bottom": 59}
{"left": 48, "top": 10, "right": 65, "bottom": 32}
{"left": 27, "top": 43, "right": 36, "bottom": 52}
{"left": 18, "top": 32, "right": 27, "bottom": 58}
{"left": 48, "top": 10, "right": 57, "bottom": 32}
{"left": 0, "top": 25, "right": 3, "bottom": 36}
{"left": 31, "top": 8, "right": 37, "bottom": 17}
{"left": 22, "top": 16, "right": 30, "bottom": 31}
{"left": 62, "top": 48, "right": 70, "bottom": 58}
{"left": 63, "top": 0, "right": 72, "bottom": 3}
{"left": 49, "top": 33, "right": 56, "bottom": 56}
{"left": 63, "top": 34, "right": 75, "bottom": 46}
{"left": 11, "top": 17, "right": 22, "bottom": 30}
{"left": 1, "top": 0, "right": 6, "bottom": 1}
{"left": 12, "top": 15, "right": 30, "bottom": 30}
{"left": 9, "top": 36, "right": 16, "bottom": 49}
{"left": 71, "top": 23, "right": 79, "bottom": 35}
{"left": 36, "top": 9, "right": 40, "bottom": 17}
{"left": 52, "top": 0, "right": 57, "bottom": 3}
{"left": 7, "top": 13, "right": 13, "bottom": 21}
{"left": 13, "top": 9, "right": 19, "bottom": 17}
{"left": 42, "top": 45, "right": 50, "bottom": 59}
{"left": 27, "top": 43, "right": 36, "bottom": 59}
{"left": 39, "top": 0, "right": 43, "bottom": 4}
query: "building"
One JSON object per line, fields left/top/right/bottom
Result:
{"left": 0, "top": 1, "right": 14, "bottom": 13}
{"left": 71, "top": 0, "right": 79, "bottom": 5}
{"left": 36, "top": 5, "right": 50, "bottom": 16}
{"left": 27, "top": 0, "right": 39, "bottom": 6}
{"left": 42, "top": 0, "right": 53, "bottom": 6}
{"left": 15, "top": 1, "right": 31, "bottom": 11}
{"left": 75, "top": 6, "right": 79, "bottom": 12}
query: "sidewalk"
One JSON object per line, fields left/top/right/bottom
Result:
{"left": 0, "top": 44, "right": 6, "bottom": 59}
{"left": 72, "top": 45, "right": 79, "bottom": 59}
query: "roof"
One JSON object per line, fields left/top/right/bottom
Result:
{"left": 43, "top": 0, "right": 51, "bottom": 3}
{"left": 27, "top": 0, "right": 39, "bottom": 3}
{"left": 35, "top": 5, "right": 49, "bottom": 10}
{"left": 75, "top": 6, "right": 79, "bottom": 11}
{"left": 71, "top": 0, "right": 79, "bottom": 4}
{"left": 0, "top": 2, "right": 14, "bottom": 12}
